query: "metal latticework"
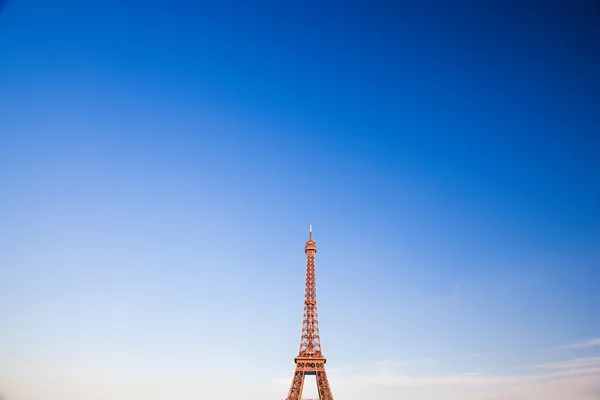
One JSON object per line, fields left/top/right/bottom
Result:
{"left": 285, "top": 225, "right": 334, "bottom": 400}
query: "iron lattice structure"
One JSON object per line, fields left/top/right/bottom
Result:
{"left": 285, "top": 225, "right": 334, "bottom": 400}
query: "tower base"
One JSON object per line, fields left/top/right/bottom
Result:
{"left": 286, "top": 357, "right": 334, "bottom": 400}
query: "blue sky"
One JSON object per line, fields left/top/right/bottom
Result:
{"left": 1, "top": 1, "right": 599, "bottom": 399}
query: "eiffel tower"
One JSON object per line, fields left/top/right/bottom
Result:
{"left": 285, "top": 224, "right": 335, "bottom": 400}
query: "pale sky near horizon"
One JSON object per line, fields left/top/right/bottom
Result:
{"left": 1, "top": 1, "right": 599, "bottom": 399}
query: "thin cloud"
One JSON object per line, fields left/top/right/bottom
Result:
{"left": 451, "top": 282, "right": 461, "bottom": 302}
{"left": 375, "top": 358, "right": 437, "bottom": 367}
{"left": 329, "top": 363, "right": 600, "bottom": 389}
{"left": 557, "top": 337, "right": 600, "bottom": 349}
{"left": 467, "top": 352, "right": 494, "bottom": 358}
{"left": 336, "top": 358, "right": 438, "bottom": 375}
{"left": 533, "top": 357, "right": 600, "bottom": 370}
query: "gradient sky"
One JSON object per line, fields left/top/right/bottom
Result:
{"left": 1, "top": 1, "right": 599, "bottom": 399}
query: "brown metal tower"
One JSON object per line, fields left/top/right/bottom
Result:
{"left": 285, "top": 224, "right": 335, "bottom": 400}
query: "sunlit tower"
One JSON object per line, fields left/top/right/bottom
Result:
{"left": 284, "top": 224, "right": 334, "bottom": 400}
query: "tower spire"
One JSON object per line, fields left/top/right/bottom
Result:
{"left": 305, "top": 223, "right": 317, "bottom": 253}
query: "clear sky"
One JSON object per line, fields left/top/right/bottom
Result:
{"left": 1, "top": 1, "right": 599, "bottom": 399}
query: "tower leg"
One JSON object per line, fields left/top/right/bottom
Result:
{"left": 316, "top": 370, "right": 334, "bottom": 400}
{"left": 286, "top": 369, "right": 306, "bottom": 400}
